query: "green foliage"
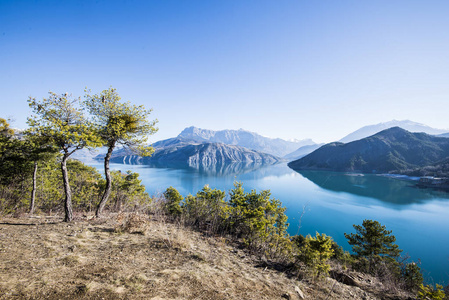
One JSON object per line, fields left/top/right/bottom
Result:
{"left": 24, "top": 157, "right": 102, "bottom": 212}
{"left": 0, "top": 118, "right": 14, "bottom": 136}
{"left": 330, "top": 240, "right": 354, "bottom": 269}
{"left": 163, "top": 182, "right": 292, "bottom": 260}
{"left": 344, "top": 219, "right": 402, "bottom": 274}
{"left": 108, "top": 170, "right": 151, "bottom": 211}
{"left": 0, "top": 152, "right": 150, "bottom": 215}
{"left": 27, "top": 92, "right": 102, "bottom": 221}
{"left": 418, "top": 284, "right": 445, "bottom": 300}
{"left": 67, "top": 160, "right": 103, "bottom": 211}
{"left": 163, "top": 186, "right": 184, "bottom": 217}
{"left": 84, "top": 87, "right": 158, "bottom": 153}
{"left": 227, "top": 182, "right": 291, "bottom": 258}
{"left": 183, "top": 185, "right": 226, "bottom": 231}
{"left": 297, "top": 232, "right": 334, "bottom": 277}
{"left": 84, "top": 87, "right": 157, "bottom": 216}
{"left": 27, "top": 92, "right": 102, "bottom": 153}
{"left": 401, "top": 262, "right": 423, "bottom": 291}
{"left": 0, "top": 118, "right": 57, "bottom": 214}
{"left": 0, "top": 130, "right": 31, "bottom": 184}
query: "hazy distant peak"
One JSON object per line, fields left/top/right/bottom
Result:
{"left": 339, "top": 120, "right": 447, "bottom": 143}
{"left": 179, "top": 126, "right": 216, "bottom": 140}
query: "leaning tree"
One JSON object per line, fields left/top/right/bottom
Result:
{"left": 84, "top": 87, "right": 158, "bottom": 217}
{"left": 28, "top": 92, "right": 101, "bottom": 221}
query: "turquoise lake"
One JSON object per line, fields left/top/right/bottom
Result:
{"left": 89, "top": 162, "right": 449, "bottom": 284}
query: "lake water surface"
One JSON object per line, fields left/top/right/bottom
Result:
{"left": 89, "top": 162, "right": 449, "bottom": 284}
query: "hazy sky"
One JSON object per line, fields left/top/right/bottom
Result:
{"left": 1, "top": 0, "right": 448, "bottom": 143}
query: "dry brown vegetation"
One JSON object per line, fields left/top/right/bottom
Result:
{"left": 0, "top": 213, "right": 413, "bottom": 299}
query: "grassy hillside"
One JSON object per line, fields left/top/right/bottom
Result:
{"left": 0, "top": 213, "right": 415, "bottom": 300}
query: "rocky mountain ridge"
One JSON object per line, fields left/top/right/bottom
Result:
{"left": 178, "top": 126, "right": 315, "bottom": 157}
{"left": 103, "top": 137, "right": 281, "bottom": 168}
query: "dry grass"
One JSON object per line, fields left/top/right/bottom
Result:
{"left": 0, "top": 214, "right": 411, "bottom": 299}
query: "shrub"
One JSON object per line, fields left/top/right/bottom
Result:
{"left": 296, "top": 232, "right": 334, "bottom": 278}
{"left": 163, "top": 186, "right": 183, "bottom": 217}
{"left": 418, "top": 284, "right": 445, "bottom": 300}
{"left": 401, "top": 262, "right": 423, "bottom": 291}
{"left": 108, "top": 170, "right": 151, "bottom": 212}
{"left": 183, "top": 185, "right": 227, "bottom": 232}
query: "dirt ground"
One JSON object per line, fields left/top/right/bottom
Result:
{"left": 0, "top": 214, "right": 409, "bottom": 299}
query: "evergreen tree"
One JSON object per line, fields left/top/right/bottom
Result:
{"left": 27, "top": 92, "right": 101, "bottom": 221}
{"left": 345, "top": 219, "right": 402, "bottom": 274}
{"left": 84, "top": 87, "right": 158, "bottom": 217}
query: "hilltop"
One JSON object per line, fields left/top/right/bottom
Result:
{"left": 289, "top": 127, "right": 449, "bottom": 173}
{"left": 0, "top": 214, "right": 415, "bottom": 300}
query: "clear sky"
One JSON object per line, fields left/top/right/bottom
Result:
{"left": 1, "top": 0, "right": 448, "bottom": 143}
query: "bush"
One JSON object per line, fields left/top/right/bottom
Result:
{"left": 163, "top": 186, "right": 184, "bottom": 217}
{"left": 227, "top": 182, "right": 291, "bottom": 258}
{"left": 163, "top": 182, "right": 293, "bottom": 260}
{"left": 107, "top": 170, "right": 152, "bottom": 212}
{"left": 418, "top": 284, "right": 445, "bottom": 300}
{"left": 0, "top": 155, "right": 151, "bottom": 215}
{"left": 296, "top": 232, "right": 334, "bottom": 277}
{"left": 401, "top": 262, "right": 423, "bottom": 291}
{"left": 183, "top": 185, "right": 227, "bottom": 232}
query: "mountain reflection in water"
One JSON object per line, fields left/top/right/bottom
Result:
{"left": 296, "top": 170, "right": 448, "bottom": 205}
{"left": 117, "top": 159, "right": 282, "bottom": 177}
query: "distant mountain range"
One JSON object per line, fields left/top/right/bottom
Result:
{"left": 85, "top": 122, "right": 449, "bottom": 173}
{"left": 71, "top": 147, "right": 107, "bottom": 163}
{"left": 338, "top": 120, "right": 448, "bottom": 143}
{"left": 104, "top": 137, "right": 281, "bottom": 168}
{"left": 178, "top": 126, "right": 315, "bottom": 157}
{"left": 283, "top": 144, "right": 325, "bottom": 161}
{"left": 288, "top": 127, "right": 449, "bottom": 174}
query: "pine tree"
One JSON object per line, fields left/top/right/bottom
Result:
{"left": 84, "top": 87, "right": 158, "bottom": 217}
{"left": 344, "top": 219, "right": 402, "bottom": 273}
{"left": 28, "top": 92, "right": 101, "bottom": 221}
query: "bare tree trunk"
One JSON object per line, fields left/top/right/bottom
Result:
{"left": 61, "top": 154, "right": 73, "bottom": 222}
{"left": 96, "top": 144, "right": 115, "bottom": 217}
{"left": 29, "top": 161, "right": 38, "bottom": 214}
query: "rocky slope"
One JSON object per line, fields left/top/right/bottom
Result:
{"left": 106, "top": 137, "right": 281, "bottom": 167}
{"left": 289, "top": 127, "right": 449, "bottom": 173}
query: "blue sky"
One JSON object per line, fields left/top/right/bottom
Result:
{"left": 1, "top": 0, "right": 448, "bottom": 143}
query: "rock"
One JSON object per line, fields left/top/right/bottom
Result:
{"left": 281, "top": 293, "right": 291, "bottom": 299}
{"left": 295, "top": 285, "right": 305, "bottom": 299}
{"left": 330, "top": 270, "right": 360, "bottom": 287}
